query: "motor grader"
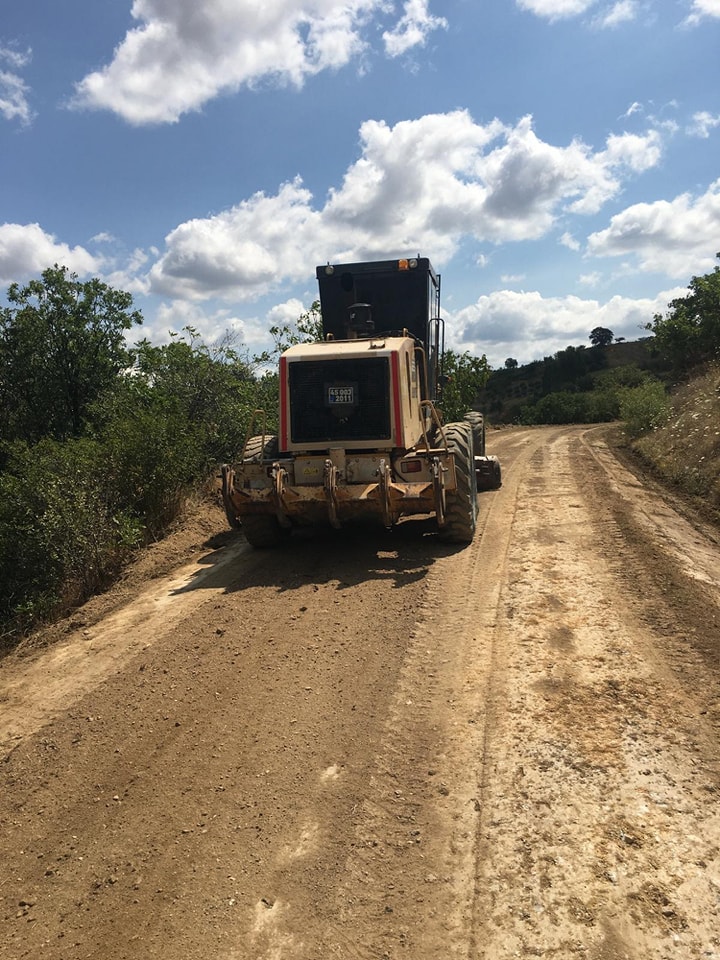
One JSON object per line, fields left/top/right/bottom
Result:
{"left": 221, "top": 257, "right": 501, "bottom": 547}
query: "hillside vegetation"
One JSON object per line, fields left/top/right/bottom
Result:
{"left": 478, "top": 338, "right": 669, "bottom": 425}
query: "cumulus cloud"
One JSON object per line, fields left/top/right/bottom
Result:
{"left": 148, "top": 111, "right": 666, "bottom": 299}
{"left": 586, "top": 179, "right": 720, "bottom": 277}
{"left": 149, "top": 179, "right": 323, "bottom": 299}
{"left": 0, "top": 223, "right": 101, "bottom": 284}
{"left": 383, "top": 0, "right": 448, "bottom": 57}
{"left": 449, "top": 287, "right": 676, "bottom": 366}
{"left": 0, "top": 45, "right": 33, "bottom": 125}
{"left": 71, "top": 0, "right": 445, "bottom": 125}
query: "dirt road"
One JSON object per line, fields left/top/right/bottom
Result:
{"left": 1, "top": 426, "right": 719, "bottom": 960}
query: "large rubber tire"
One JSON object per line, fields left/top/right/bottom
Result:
{"left": 439, "top": 421, "right": 478, "bottom": 543}
{"left": 238, "top": 435, "right": 287, "bottom": 547}
{"left": 242, "top": 434, "right": 280, "bottom": 462}
{"left": 463, "top": 411, "right": 486, "bottom": 457}
{"left": 241, "top": 514, "right": 286, "bottom": 548}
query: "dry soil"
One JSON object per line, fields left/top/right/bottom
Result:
{"left": 1, "top": 425, "right": 719, "bottom": 960}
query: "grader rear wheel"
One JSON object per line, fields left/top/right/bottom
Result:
{"left": 242, "top": 434, "right": 280, "bottom": 461}
{"left": 463, "top": 410, "right": 486, "bottom": 457}
{"left": 235, "top": 435, "right": 289, "bottom": 547}
{"left": 439, "top": 421, "right": 478, "bottom": 543}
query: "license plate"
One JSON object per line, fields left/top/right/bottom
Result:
{"left": 327, "top": 386, "right": 354, "bottom": 404}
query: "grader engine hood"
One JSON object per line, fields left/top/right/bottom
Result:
{"left": 279, "top": 337, "right": 422, "bottom": 453}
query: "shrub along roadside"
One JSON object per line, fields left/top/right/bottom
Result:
{"left": 0, "top": 264, "right": 308, "bottom": 648}
{"left": 517, "top": 368, "right": 670, "bottom": 427}
{"left": 618, "top": 380, "right": 672, "bottom": 438}
{"left": 626, "top": 362, "right": 720, "bottom": 519}
{"left": 0, "top": 327, "right": 272, "bottom": 649}
{"left": 0, "top": 438, "right": 142, "bottom": 640}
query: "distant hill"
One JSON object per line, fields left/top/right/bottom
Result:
{"left": 479, "top": 337, "right": 669, "bottom": 424}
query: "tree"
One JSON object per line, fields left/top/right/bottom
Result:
{"left": 589, "top": 326, "right": 614, "bottom": 348}
{"left": 0, "top": 266, "right": 142, "bottom": 442}
{"left": 89, "top": 327, "right": 260, "bottom": 531}
{"left": 439, "top": 349, "right": 491, "bottom": 422}
{"left": 648, "top": 256, "right": 720, "bottom": 369}
{"left": 504, "top": 357, "right": 518, "bottom": 369}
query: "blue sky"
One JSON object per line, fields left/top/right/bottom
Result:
{"left": 1, "top": 0, "right": 719, "bottom": 368}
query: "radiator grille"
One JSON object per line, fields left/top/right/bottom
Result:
{"left": 289, "top": 357, "right": 391, "bottom": 444}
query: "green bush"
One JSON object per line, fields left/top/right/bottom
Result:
{"left": 619, "top": 381, "right": 671, "bottom": 438}
{"left": 519, "top": 388, "right": 619, "bottom": 425}
{"left": 0, "top": 438, "right": 141, "bottom": 637}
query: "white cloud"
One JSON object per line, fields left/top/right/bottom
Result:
{"left": 450, "top": 287, "right": 676, "bottom": 366}
{"left": 71, "top": 0, "right": 444, "bottom": 125}
{"left": 266, "top": 297, "right": 310, "bottom": 327}
{"left": 602, "top": 130, "right": 662, "bottom": 173}
{"left": 592, "top": 1, "right": 638, "bottom": 28}
{"left": 685, "top": 0, "right": 720, "bottom": 25}
{"left": 0, "top": 223, "right": 100, "bottom": 283}
{"left": 516, "top": 0, "right": 597, "bottom": 21}
{"left": 148, "top": 178, "right": 323, "bottom": 299}
{"left": 145, "top": 298, "right": 260, "bottom": 349}
{"left": 0, "top": 45, "right": 31, "bottom": 70}
{"left": 518, "top": 0, "right": 648, "bottom": 28}
{"left": 0, "top": 45, "right": 33, "bottom": 125}
{"left": 622, "top": 101, "right": 643, "bottom": 119}
{"left": 560, "top": 232, "right": 581, "bottom": 251}
{"left": 587, "top": 179, "right": 720, "bottom": 277}
{"left": 687, "top": 111, "right": 720, "bottom": 138}
{"left": 102, "top": 248, "right": 153, "bottom": 295}
{"left": 383, "top": 0, "right": 448, "bottom": 57}
{"left": 146, "top": 111, "right": 667, "bottom": 299}
{"left": 140, "top": 297, "right": 303, "bottom": 364}
{"left": 2, "top": 110, "right": 677, "bottom": 308}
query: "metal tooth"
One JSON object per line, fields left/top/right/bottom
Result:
{"left": 324, "top": 459, "right": 341, "bottom": 529}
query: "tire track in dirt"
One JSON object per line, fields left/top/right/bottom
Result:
{"left": 0, "top": 540, "right": 252, "bottom": 753}
{"left": 468, "top": 427, "right": 720, "bottom": 960}
{"left": 259, "top": 430, "right": 550, "bottom": 959}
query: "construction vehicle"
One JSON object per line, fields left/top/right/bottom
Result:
{"left": 221, "top": 257, "right": 501, "bottom": 547}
